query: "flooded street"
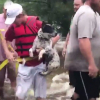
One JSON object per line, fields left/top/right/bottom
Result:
{"left": 3, "top": 41, "right": 71, "bottom": 100}
{"left": 3, "top": 68, "right": 100, "bottom": 100}
{"left": 3, "top": 68, "right": 75, "bottom": 100}
{"left": 3, "top": 41, "right": 100, "bottom": 100}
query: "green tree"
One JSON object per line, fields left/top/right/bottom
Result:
{"left": 0, "top": 0, "right": 6, "bottom": 13}
{"left": 0, "top": 0, "right": 73, "bottom": 36}
{"left": 17, "top": 0, "right": 73, "bottom": 36}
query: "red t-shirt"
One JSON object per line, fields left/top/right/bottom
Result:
{"left": 5, "top": 16, "right": 43, "bottom": 66}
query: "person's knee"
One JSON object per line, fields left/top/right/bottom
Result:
{"left": 8, "top": 71, "right": 16, "bottom": 83}
{"left": 72, "top": 92, "right": 79, "bottom": 99}
{"left": 7, "top": 64, "right": 16, "bottom": 83}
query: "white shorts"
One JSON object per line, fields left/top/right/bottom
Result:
{"left": 15, "top": 63, "right": 46, "bottom": 99}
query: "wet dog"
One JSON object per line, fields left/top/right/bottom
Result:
{"left": 29, "top": 22, "right": 60, "bottom": 76}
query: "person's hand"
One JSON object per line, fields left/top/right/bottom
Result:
{"left": 13, "top": 51, "right": 18, "bottom": 59}
{"left": 5, "top": 51, "right": 17, "bottom": 62}
{"left": 88, "top": 63, "right": 99, "bottom": 78}
{"left": 52, "top": 34, "right": 60, "bottom": 47}
{"left": 36, "top": 48, "right": 43, "bottom": 53}
{"left": 62, "top": 47, "right": 66, "bottom": 57}
{"left": 29, "top": 48, "right": 34, "bottom": 57}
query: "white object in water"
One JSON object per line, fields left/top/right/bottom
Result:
{"left": 52, "top": 73, "right": 69, "bottom": 82}
{"left": 66, "top": 86, "right": 75, "bottom": 98}
{"left": 48, "top": 82, "right": 70, "bottom": 94}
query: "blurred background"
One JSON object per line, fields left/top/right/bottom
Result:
{"left": 0, "top": 1, "right": 75, "bottom": 99}
{"left": 0, "top": 0, "right": 74, "bottom": 37}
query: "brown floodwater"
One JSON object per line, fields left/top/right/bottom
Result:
{"left": 4, "top": 67, "right": 69, "bottom": 100}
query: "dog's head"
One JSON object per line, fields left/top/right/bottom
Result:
{"left": 38, "top": 21, "right": 57, "bottom": 40}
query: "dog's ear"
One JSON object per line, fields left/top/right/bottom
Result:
{"left": 42, "top": 21, "right": 48, "bottom": 29}
{"left": 42, "top": 21, "right": 46, "bottom": 28}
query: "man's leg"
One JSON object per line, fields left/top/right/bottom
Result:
{"left": 87, "top": 73, "right": 99, "bottom": 100}
{"left": 7, "top": 63, "right": 16, "bottom": 91}
{"left": 72, "top": 71, "right": 99, "bottom": 100}
{"left": 33, "top": 64, "right": 46, "bottom": 100}
{"left": 15, "top": 64, "right": 33, "bottom": 100}
{"left": 71, "top": 92, "right": 79, "bottom": 100}
{"left": 34, "top": 73, "right": 46, "bottom": 100}
{"left": 0, "top": 66, "right": 6, "bottom": 99}
{"left": 71, "top": 71, "right": 87, "bottom": 100}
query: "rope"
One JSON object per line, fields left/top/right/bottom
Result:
{"left": 0, "top": 29, "right": 37, "bottom": 71}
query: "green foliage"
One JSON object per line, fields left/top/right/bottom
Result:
{"left": 0, "top": 0, "right": 6, "bottom": 13}
{"left": 18, "top": 0, "right": 73, "bottom": 36}
{"left": 0, "top": 0, "right": 74, "bottom": 36}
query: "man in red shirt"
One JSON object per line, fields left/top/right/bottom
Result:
{"left": 2, "top": 3, "right": 60, "bottom": 100}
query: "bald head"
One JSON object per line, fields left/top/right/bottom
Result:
{"left": 74, "top": 0, "right": 83, "bottom": 12}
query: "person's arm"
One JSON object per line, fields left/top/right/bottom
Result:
{"left": 1, "top": 37, "right": 9, "bottom": 53}
{"left": 52, "top": 34, "right": 60, "bottom": 47}
{"left": 78, "top": 12, "right": 98, "bottom": 77}
{"left": 62, "top": 33, "right": 69, "bottom": 57}
{"left": 2, "top": 25, "right": 16, "bottom": 61}
{"left": 64, "top": 33, "right": 69, "bottom": 49}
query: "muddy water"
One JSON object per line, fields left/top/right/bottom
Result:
{"left": 4, "top": 67, "right": 76, "bottom": 100}
{"left": 4, "top": 68, "right": 70, "bottom": 100}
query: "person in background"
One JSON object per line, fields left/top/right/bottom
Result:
{"left": 62, "top": 0, "right": 83, "bottom": 87}
{"left": 64, "top": 0, "right": 100, "bottom": 100}
{"left": 0, "top": 0, "right": 16, "bottom": 99}
{"left": 2, "top": 3, "right": 60, "bottom": 100}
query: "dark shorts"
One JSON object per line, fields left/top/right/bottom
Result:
{"left": 69, "top": 71, "right": 76, "bottom": 87}
{"left": 73, "top": 71, "right": 99, "bottom": 100}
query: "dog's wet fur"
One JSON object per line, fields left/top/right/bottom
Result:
{"left": 29, "top": 21, "right": 60, "bottom": 76}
